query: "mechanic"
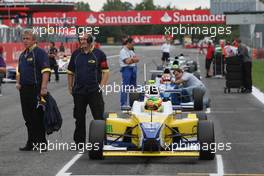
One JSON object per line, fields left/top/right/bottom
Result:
{"left": 67, "top": 33, "right": 109, "bottom": 145}
{"left": 16, "top": 29, "right": 50, "bottom": 151}
{"left": 119, "top": 37, "right": 139, "bottom": 107}
{"left": 205, "top": 42, "right": 215, "bottom": 78}
{"left": 224, "top": 41, "right": 237, "bottom": 58}
{"left": 237, "top": 40, "right": 252, "bottom": 93}
{"left": 160, "top": 38, "right": 171, "bottom": 66}
{"left": 59, "top": 42, "right": 65, "bottom": 53}
{"left": 173, "top": 68, "right": 206, "bottom": 97}
{"left": 0, "top": 46, "right": 6, "bottom": 96}
{"left": 48, "top": 42, "right": 59, "bottom": 82}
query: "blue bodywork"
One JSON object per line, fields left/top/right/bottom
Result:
{"left": 140, "top": 122, "right": 162, "bottom": 151}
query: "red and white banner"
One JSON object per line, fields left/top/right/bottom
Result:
{"left": 1, "top": 42, "right": 78, "bottom": 65}
{"left": 3, "top": 10, "right": 225, "bottom": 27}
{"left": 131, "top": 35, "right": 167, "bottom": 45}
{"left": 2, "top": 0, "right": 74, "bottom": 3}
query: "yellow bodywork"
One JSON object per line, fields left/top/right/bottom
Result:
{"left": 105, "top": 111, "right": 198, "bottom": 148}
{"left": 103, "top": 151, "right": 199, "bottom": 157}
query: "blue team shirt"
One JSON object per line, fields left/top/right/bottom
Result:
{"left": 67, "top": 47, "right": 109, "bottom": 94}
{"left": 18, "top": 45, "right": 50, "bottom": 86}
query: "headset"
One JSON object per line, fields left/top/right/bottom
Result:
{"left": 78, "top": 33, "right": 95, "bottom": 44}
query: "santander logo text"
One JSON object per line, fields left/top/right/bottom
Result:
{"left": 86, "top": 12, "right": 152, "bottom": 25}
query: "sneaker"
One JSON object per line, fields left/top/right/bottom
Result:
{"left": 19, "top": 145, "right": 33, "bottom": 151}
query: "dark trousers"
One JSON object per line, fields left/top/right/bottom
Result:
{"left": 243, "top": 62, "right": 252, "bottom": 91}
{"left": 0, "top": 73, "right": 4, "bottom": 94}
{"left": 73, "top": 91, "right": 104, "bottom": 144}
{"left": 49, "top": 65, "right": 59, "bottom": 81}
{"left": 19, "top": 86, "right": 46, "bottom": 146}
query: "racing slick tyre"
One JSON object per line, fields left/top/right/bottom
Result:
{"left": 193, "top": 88, "right": 204, "bottom": 111}
{"left": 188, "top": 65, "right": 196, "bottom": 73}
{"left": 89, "top": 120, "right": 105, "bottom": 160}
{"left": 226, "top": 73, "right": 243, "bottom": 80}
{"left": 226, "top": 65, "right": 242, "bottom": 72}
{"left": 157, "top": 65, "right": 163, "bottom": 70}
{"left": 198, "top": 120, "right": 215, "bottom": 160}
{"left": 196, "top": 112, "right": 207, "bottom": 121}
{"left": 193, "top": 71, "right": 201, "bottom": 80}
{"left": 193, "top": 61, "right": 198, "bottom": 71}
{"left": 129, "top": 92, "right": 141, "bottom": 107}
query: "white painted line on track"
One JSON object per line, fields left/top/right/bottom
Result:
{"left": 210, "top": 154, "right": 224, "bottom": 176}
{"left": 252, "top": 86, "right": 264, "bottom": 105}
{"left": 107, "top": 54, "right": 119, "bottom": 58}
{"left": 56, "top": 153, "right": 83, "bottom": 176}
{"left": 196, "top": 56, "right": 201, "bottom": 73}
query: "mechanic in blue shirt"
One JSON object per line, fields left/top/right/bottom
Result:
{"left": 67, "top": 33, "right": 109, "bottom": 145}
{"left": 119, "top": 38, "right": 139, "bottom": 107}
{"left": 16, "top": 29, "right": 51, "bottom": 151}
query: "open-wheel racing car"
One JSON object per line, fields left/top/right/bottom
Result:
{"left": 153, "top": 76, "right": 210, "bottom": 111}
{"left": 88, "top": 85, "right": 215, "bottom": 161}
{"left": 151, "top": 54, "right": 199, "bottom": 80}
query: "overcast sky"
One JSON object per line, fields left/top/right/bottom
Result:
{"left": 78, "top": 0, "right": 210, "bottom": 11}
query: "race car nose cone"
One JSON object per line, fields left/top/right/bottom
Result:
{"left": 140, "top": 122, "right": 162, "bottom": 151}
{"left": 140, "top": 122, "right": 162, "bottom": 139}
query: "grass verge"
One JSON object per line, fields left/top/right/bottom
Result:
{"left": 253, "top": 59, "right": 264, "bottom": 92}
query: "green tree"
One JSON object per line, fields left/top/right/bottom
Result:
{"left": 102, "top": 0, "right": 133, "bottom": 11}
{"left": 135, "top": 0, "right": 156, "bottom": 10}
{"left": 75, "top": 2, "right": 91, "bottom": 11}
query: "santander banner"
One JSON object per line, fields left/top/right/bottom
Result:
{"left": 4, "top": 10, "right": 225, "bottom": 27}
{"left": 131, "top": 35, "right": 166, "bottom": 45}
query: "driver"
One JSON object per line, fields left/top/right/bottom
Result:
{"left": 178, "top": 53, "right": 185, "bottom": 60}
{"left": 160, "top": 68, "right": 172, "bottom": 84}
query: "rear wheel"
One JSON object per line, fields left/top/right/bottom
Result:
{"left": 193, "top": 61, "right": 198, "bottom": 71}
{"left": 88, "top": 120, "right": 105, "bottom": 160}
{"left": 193, "top": 88, "right": 204, "bottom": 111}
{"left": 198, "top": 120, "right": 215, "bottom": 160}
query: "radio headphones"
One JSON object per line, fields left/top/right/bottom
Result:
{"left": 78, "top": 33, "right": 95, "bottom": 44}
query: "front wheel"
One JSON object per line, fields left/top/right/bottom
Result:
{"left": 193, "top": 88, "right": 204, "bottom": 111}
{"left": 198, "top": 120, "right": 215, "bottom": 160}
{"left": 88, "top": 120, "right": 105, "bottom": 160}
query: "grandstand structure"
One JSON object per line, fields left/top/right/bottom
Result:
{"left": 0, "top": 0, "right": 75, "bottom": 26}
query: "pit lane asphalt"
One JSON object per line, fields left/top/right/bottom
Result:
{"left": 0, "top": 46, "right": 264, "bottom": 176}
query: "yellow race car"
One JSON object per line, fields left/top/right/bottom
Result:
{"left": 88, "top": 85, "right": 215, "bottom": 160}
